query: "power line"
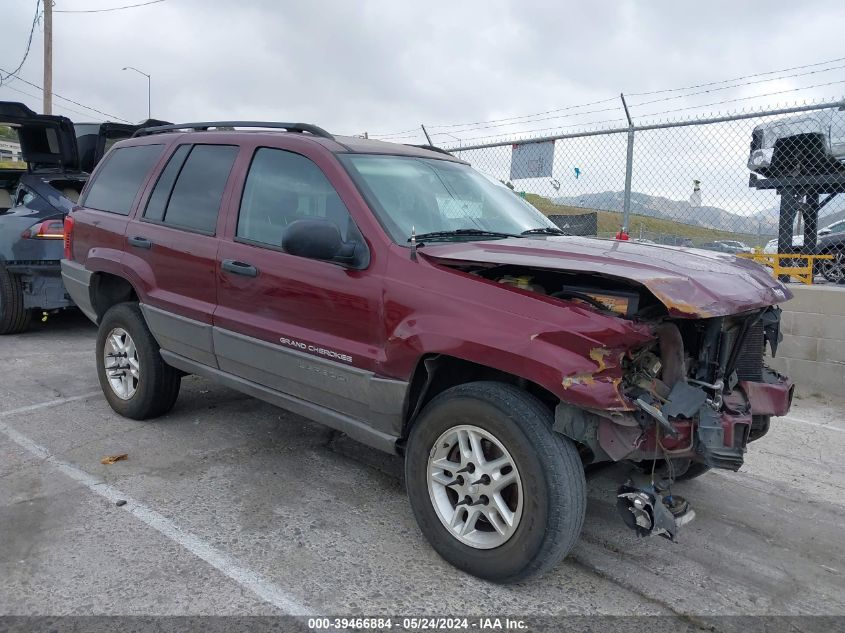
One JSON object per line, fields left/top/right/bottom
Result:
{"left": 0, "top": 0, "right": 41, "bottom": 87}
{"left": 0, "top": 82, "right": 100, "bottom": 120}
{"left": 440, "top": 80, "right": 845, "bottom": 144}
{"left": 374, "top": 54, "right": 845, "bottom": 140}
{"left": 438, "top": 116, "right": 628, "bottom": 145}
{"left": 374, "top": 102, "right": 624, "bottom": 140}
{"left": 628, "top": 63, "right": 845, "bottom": 108}
{"left": 626, "top": 54, "right": 845, "bottom": 97}
{"left": 54, "top": 0, "right": 165, "bottom": 13}
{"left": 0, "top": 69, "right": 131, "bottom": 122}
{"left": 373, "top": 95, "right": 620, "bottom": 138}
{"left": 636, "top": 79, "right": 845, "bottom": 119}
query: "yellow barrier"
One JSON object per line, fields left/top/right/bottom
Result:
{"left": 738, "top": 252, "right": 834, "bottom": 285}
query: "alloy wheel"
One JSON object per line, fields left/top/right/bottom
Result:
{"left": 103, "top": 327, "right": 140, "bottom": 400}
{"left": 427, "top": 424, "right": 523, "bottom": 549}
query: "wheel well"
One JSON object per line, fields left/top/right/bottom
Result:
{"left": 401, "top": 354, "right": 558, "bottom": 440}
{"left": 90, "top": 273, "right": 138, "bottom": 322}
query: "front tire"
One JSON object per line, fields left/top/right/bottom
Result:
{"left": 0, "top": 266, "right": 31, "bottom": 335}
{"left": 96, "top": 302, "right": 181, "bottom": 419}
{"left": 405, "top": 382, "right": 586, "bottom": 583}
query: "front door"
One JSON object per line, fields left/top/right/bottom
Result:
{"left": 213, "top": 146, "right": 401, "bottom": 436}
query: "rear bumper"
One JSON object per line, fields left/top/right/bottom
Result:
{"left": 60, "top": 259, "right": 96, "bottom": 323}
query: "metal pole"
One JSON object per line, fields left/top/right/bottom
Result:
{"left": 620, "top": 93, "right": 634, "bottom": 233}
{"left": 43, "top": 0, "right": 52, "bottom": 114}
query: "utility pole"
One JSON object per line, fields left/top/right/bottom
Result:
{"left": 43, "top": 0, "right": 52, "bottom": 114}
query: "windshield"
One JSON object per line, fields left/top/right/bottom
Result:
{"left": 340, "top": 154, "right": 557, "bottom": 243}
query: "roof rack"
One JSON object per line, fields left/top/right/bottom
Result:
{"left": 132, "top": 121, "right": 334, "bottom": 139}
{"left": 406, "top": 143, "right": 453, "bottom": 156}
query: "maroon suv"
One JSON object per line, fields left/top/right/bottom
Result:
{"left": 61, "top": 121, "right": 794, "bottom": 582}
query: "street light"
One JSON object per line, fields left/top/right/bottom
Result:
{"left": 122, "top": 66, "right": 151, "bottom": 120}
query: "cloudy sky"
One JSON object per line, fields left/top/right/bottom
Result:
{"left": 3, "top": 0, "right": 845, "bottom": 231}
{"left": 2, "top": 0, "right": 844, "bottom": 144}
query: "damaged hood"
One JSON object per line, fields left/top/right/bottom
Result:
{"left": 421, "top": 236, "right": 792, "bottom": 318}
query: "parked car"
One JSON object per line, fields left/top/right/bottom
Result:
{"left": 62, "top": 121, "right": 794, "bottom": 582}
{"left": 748, "top": 106, "right": 845, "bottom": 177}
{"left": 697, "top": 240, "right": 752, "bottom": 254}
{"left": 762, "top": 219, "right": 845, "bottom": 254}
{"left": 716, "top": 240, "right": 753, "bottom": 254}
{"left": 817, "top": 231, "right": 845, "bottom": 283}
{"left": 764, "top": 235, "right": 804, "bottom": 254}
{"left": 0, "top": 101, "right": 167, "bottom": 334}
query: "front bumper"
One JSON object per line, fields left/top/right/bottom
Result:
{"left": 558, "top": 373, "right": 794, "bottom": 470}
{"left": 60, "top": 259, "right": 97, "bottom": 323}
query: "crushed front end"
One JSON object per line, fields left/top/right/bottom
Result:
{"left": 556, "top": 304, "right": 793, "bottom": 540}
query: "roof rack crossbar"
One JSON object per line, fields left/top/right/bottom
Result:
{"left": 132, "top": 121, "right": 334, "bottom": 139}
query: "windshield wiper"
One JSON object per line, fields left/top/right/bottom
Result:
{"left": 409, "top": 229, "right": 519, "bottom": 242}
{"left": 521, "top": 227, "right": 567, "bottom": 236}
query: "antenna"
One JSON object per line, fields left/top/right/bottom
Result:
{"left": 420, "top": 124, "right": 433, "bottom": 145}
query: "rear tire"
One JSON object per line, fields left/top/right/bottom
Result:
{"left": 96, "top": 302, "right": 181, "bottom": 419}
{"left": 405, "top": 382, "right": 586, "bottom": 583}
{"left": 0, "top": 266, "right": 31, "bottom": 335}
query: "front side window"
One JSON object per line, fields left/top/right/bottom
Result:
{"left": 237, "top": 147, "right": 355, "bottom": 248}
{"left": 339, "top": 154, "right": 558, "bottom": 243}
{"left": 143, "top": 144, "right": 238, "bottom": 233}
{"left": 83, "top": 144, "right": 164, "bottom": 215}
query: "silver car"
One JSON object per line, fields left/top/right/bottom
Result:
{"left": 748, "top": 106, "right": 845, "bottom": 177}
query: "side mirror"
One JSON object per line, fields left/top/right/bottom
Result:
{"left": 282, "top": 218, "right": 368, "bottom": 268}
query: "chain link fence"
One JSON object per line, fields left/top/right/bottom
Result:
{"left": 443, "top": 100, "right": 845, "bottom": 284}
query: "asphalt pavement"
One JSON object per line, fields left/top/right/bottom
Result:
{"left": 1, "top": 311, "right": 844, "bottom": 624}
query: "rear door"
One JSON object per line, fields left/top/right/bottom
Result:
{"left": 122, "top": 142, "right": 239, "bottom": 367}
{"left": 213, "top": 143, "right": 402, "bottom": 437}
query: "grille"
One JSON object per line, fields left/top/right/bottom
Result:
{"left": 735, "top": 322, "right": 764, "bottom": 382}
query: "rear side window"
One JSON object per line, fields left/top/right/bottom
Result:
{"left": 83, "top": 144, "right": 164, "bottom": 215}
{"left": 143, "top": 144, "right": 238, "bottom": 233}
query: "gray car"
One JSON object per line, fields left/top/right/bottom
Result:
{"left": 0, "top": 101, "right": 165, "bottom": 334}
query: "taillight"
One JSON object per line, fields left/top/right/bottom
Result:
{"left": 64, "top": 214, "right": 75, "bottom": 259}
{"left": 21, "top": 219, "right": 65, "bottom": 240}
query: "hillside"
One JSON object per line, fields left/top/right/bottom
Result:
{"left": 524, "top": 193, "right": 770, "bottom": 244}
{"left": 554, "top": 190, "right": 777, "bottom": 236}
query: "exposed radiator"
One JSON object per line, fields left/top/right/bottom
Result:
{"left": 735, "top": 322, "right": 764, "bottom": 382}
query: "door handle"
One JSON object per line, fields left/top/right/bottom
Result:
{"left": 221, "top": 259, "right": 258, "bottom": 277}
{"left": 128, "top": 236, "right": 153, "bottom": 249}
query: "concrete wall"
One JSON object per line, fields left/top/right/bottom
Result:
{"left": 767, "top": 285, "right": 845, "bottom": 395}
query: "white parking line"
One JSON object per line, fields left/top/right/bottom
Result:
{"left": 780, "top": 415, "right": 845, "bottom": 434}
{"left": 0, "top": 394, "right": 313, "bottom": 616}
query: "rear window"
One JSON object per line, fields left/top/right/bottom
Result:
{"left": 143, "top": 144, "right": 238, "bottom": 234}
{"left": 0, "top": 125, "right": 24, "bottom": 169}
{"left": 83, "top": 144, "right": 164, "bottom": 215}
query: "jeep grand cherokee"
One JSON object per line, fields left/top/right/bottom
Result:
{"left": 61, "top": 121, "right": 794, "bottom": 582}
